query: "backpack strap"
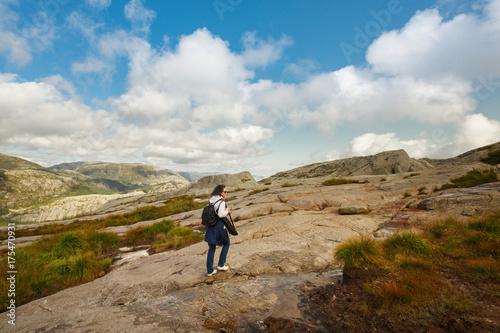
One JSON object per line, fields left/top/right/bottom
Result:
{"left": 211, "top": 198, "right": 224, "bottom": 216}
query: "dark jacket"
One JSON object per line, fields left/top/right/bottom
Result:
{"left": 204, "top": 195, "right": 230, "bottom": 246}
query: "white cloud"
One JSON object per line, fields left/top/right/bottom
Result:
{"left": 283, "top": 59, "right": 319, "bottom": 81}
{"left": 0, "top": 0, "right": 57, "bottom": 67}
{"left": 252, "top": 66, "right": 475, "bottom": 133}
{"left": 452, "top": 113, "right": 500, "bottom": 154}
{"left": 0, "top": 74, "right": 111, "bottom": 155}
{"left": 367, "top": 1, "right": 500, "bottom": 80}
{"left": 110, "top": 28, "right": 254, "bottom": 127}
{"left": 86, "top": 0, "right": 111, "bottom": 10}
{"left": 124, "top": 0, "right": 156, "bottom": 36}
{"left": 241, "top": 31, "right": 293, "bottom": 68}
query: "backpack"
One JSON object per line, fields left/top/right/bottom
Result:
{"left": 201, "top": 199, "right": 222, "bottom": 227}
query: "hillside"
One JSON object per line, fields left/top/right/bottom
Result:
{"left": 0, "top": 156, "right": 190, "bottom": 220}
{"left": 50, "top": 161, "right": 189, "bottom": 189}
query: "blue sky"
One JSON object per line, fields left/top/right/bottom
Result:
{"left": 1, "top": 0, "right": 499, "bottom": 178}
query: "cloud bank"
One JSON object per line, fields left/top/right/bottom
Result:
{"left": 0, "top": 0, "right": 499, "bottom": 175}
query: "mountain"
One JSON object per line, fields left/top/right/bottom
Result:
{"left": 0, "top": 155, "right": 81, "bottom": 213}
{"left": 0, "top": 153, "right": 47, "bottom": 170}
{"left": 0, "top": 156, "right": 189, "bottom": 216}
{"left": 50, "top": 161, "right": 189, "bottom": 189}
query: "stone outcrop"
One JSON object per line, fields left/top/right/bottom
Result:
{"left": 184, "top": 171, "right": 257, "bottom": 194}
{"left": 156, "top": 171, "right": 258, "bottom": 198}
{"left": 270, "top": 149, "right": 433, "bottom": 179}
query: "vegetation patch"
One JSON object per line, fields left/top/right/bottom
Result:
{"left": 481, "top": 148, "right": 500, "bottom": 165}
{"left": 311, "top": 212, "right": 500, "bottom": 331}
{"left": 247, "top": 188, "right": 269, "bottom": 196}
{"left": 281, "top": 182, "right": 302, "bottom": 188}
{"left": 323, "top": 178, "right": 359, "bottom": 186}
{"left": 0, "top": 216, "right": 204, "bottom": 312}
{"left": 124, "top": 219, "right": 203, "bottom": 253}
{"left": 0, "top": 230, "right": 119, "bottom": 311}
{"left": 439, "top": 169, "right": 498, "bottom": 190}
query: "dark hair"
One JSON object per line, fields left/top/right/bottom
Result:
{"left": 211, "top": 184, "right": 226, "bottom": 197}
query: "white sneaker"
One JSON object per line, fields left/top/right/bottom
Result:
{"left": 216, "top": 265, "right": 229, "bottom": 271}
{"left": 207, "top": 269, "right": 217, "bottom": 277}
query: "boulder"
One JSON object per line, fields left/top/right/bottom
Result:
{"left": 338, "top": 203, "right": 370, "bottom": 215}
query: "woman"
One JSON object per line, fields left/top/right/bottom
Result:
{"left": 204, "top": 184, "right": 231, "bottom": 276}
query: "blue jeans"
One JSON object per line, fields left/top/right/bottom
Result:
{"left": 207, "top": 240, "right": 230, "bottom": 274}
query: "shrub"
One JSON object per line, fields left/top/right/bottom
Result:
{"left": 334, "top": 236, "right": 380, "bottom": 268}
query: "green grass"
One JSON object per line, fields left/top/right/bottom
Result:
{"left": 323, "top": 178, "right": 359, "bottom": 186}
{"left": 333, "top": 211, "right": 500, "bottom": 317}
{"left": 383, "top": 232, "right": 431, "bottom": 257}
{"left": 481, "top": 149, "right": 500, "bottom": 165}
{"left": 0, "top": 230, "right": 119, "bottom": 311}
{"left": 439, "top": 169, "right": 498, "bottom": 190}
{"left": 124, "top": 219, "right": 204, "bottom": 252}
{"left": 334, "top": 236, "right": 379, "bottom": 267}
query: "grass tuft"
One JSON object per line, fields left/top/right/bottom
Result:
{"left": 383, "top": 232, "right": 431, "bottom": 257}
{"left": 334, "top": 236, "right": 380, "bottom": 268}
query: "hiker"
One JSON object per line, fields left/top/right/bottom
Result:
{"left": 205, "top": 184, "right": 231, "bottom": 276}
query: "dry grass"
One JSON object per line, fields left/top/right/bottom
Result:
{"left": 322, "top": 178, "right": 359, "bottom": 186}
{"left": 333, "top": 211, "right": 500, "bottom": 317}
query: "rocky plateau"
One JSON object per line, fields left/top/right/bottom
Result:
{"left": 1, "top": 142, "right": 499, "bottom": 332}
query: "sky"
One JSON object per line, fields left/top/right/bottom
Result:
{"left": 1, "top": 0, "right": 499, "bottom": 178}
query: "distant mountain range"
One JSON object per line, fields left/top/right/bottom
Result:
{"left": 1, "top": 140, "right": 499, "bottom": 217}
{"left": 0, "top": 156, "right": 190, "bottom": 213}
